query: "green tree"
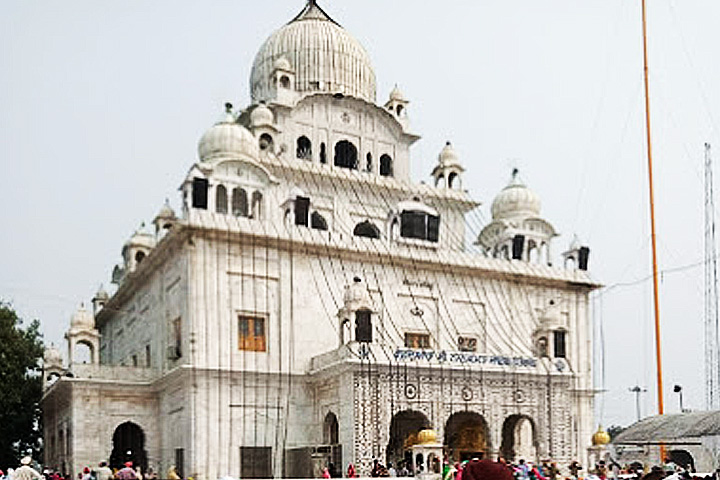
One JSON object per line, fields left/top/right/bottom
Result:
{"left": 0, "top": 302, "right": 44, "bottom": 467}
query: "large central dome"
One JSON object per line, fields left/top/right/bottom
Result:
{"left": 250, "top": 1, "right": 377, "bottom": 104}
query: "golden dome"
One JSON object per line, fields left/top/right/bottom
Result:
{"left": 417, "top": 429, "right": 438, "bottom": 445}
{"left": 592, "top": 427, "right": 611, "bottom": 446}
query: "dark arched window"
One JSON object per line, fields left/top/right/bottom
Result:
{"left": 380, "top": 154, "right": 393, "bottom": 177}
{"left": 320, "top": 143, "right": 327, "bottom": 164}
{"left": 448, "top": 172, "right": 458, "bottom": 189}
{"left": 135, "top": 251, "right": 146, "bottom": 265}
{"left": 259, "top": 133, "right": 273, "bottom": 151}
{"left": 400, "top": 210, "right": 439, "bottom": 242}
{"left": 355, "top": 310, "right": 372, "bottom": 342}
{"left": 280, "top": 75, "right": 290, "bottom": 89}
{"left": 353, "top": 221, "right": 380, "bottom": 239}
{"left": 215, "top": 185, "right": 228, "bottom": 214}
{"left": 311, "top": 212, "right": 328, "bottom": 231}
{"left": 296, "top": 136, "right": 312, "bottom": 160}
{"left": 366, "top": 153, "right": 373, "bottom": 173}
{"left": 334, "top": 140, "right": 358, "bottom": 169}
{"left": 232, "top": 188, "right": 248, "bottom": 217}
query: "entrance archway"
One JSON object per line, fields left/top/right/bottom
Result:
{"left": 109, "top": 422, "right": 147, "bottom": 472}
{"left": 500, "top": 415, "right": 537, "bottom": 462}
{"left": 386, "top": 410, "right": 431, "bottom": 467}
{"left": 669, "top": 449, "right": 695, "bottom": 472}
{"left": 444, "top": 411, "right": 490, "bottom": 461}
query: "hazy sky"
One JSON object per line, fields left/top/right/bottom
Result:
{"left": 2, "top": 0, "right": 720, "bottom": 429}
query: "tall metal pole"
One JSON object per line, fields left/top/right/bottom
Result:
{"left": 704, "top": 143, "right": 719, "bottom": 410}
{"left": 641, "top": 0, "right": 665, "bottom": 424}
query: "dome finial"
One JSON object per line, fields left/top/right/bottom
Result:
{"left": 512, "top": 167, "right": 519, "bottom": 179}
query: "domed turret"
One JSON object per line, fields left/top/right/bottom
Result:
{"left": 91, "top": 284, "right": 109, "bottom": 316}
{"left": 250, "top": 103, "right": 274, "bottom": 128}
{"left": 431, "top": 142, "right": 464, "bottom": 189}
{"left": 250, "top": 1, "right": 376, "bottom": 103}
{"left": 343, "top": 277, "right": 372, "bottom": 310}
{"left": 389, "top": 85, "right": 406, "bottom": 103}
{"left": 44, "top": 344, "right": 63, "bottom": 368}
{"left": 477, "top": 169, "right": 557, "bottom": 264}
{"left": 70, "top": 304, "right": 95, "bottom": 331}
{"left": 153, "top": 199, "right": 177, "bottom": 238}
{"left": 198, "top": 103, "right": 259, "bottom": 162}
{"left": 490, "top": 169, "right": 541, "bottom": 220}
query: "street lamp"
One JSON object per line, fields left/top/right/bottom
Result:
{"left": 629, "top": 386, "right": 647, "bottom": 422}
{"left": 673, "top": 384, "right": 684, "bottom": 412}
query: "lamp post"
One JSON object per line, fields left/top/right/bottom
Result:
{"left": 629, "top": 386, "right": 647, "bottom": 422}
{"left": 674, "top": 384, "right": 684, "bottom": 412}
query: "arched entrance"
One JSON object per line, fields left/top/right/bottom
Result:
{"left": 444, "top": 411, "right": 490, "bottom": 461}
{"left": 386, "top": 410, "right": 431, "bottom": 467}
{"left": 669, "top": 449, "right": 695, "bottom": 472}
{"left": 109, "top": 422, "right": 147, "bottom": 471}
{"left": 323, "top": 412, "right": 341, "bottom": 476}
{"left": 500, "top": 415, "right": 537, "bottom": 462}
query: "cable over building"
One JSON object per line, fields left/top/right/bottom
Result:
{"left": 41, "top": 2, "right": 600, "bottom": 479}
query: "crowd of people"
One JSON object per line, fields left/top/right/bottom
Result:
{"left": 0, "top": 459, "right": 182, "bottom": 480}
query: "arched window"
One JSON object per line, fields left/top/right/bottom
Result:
{"left": 436, "top": 174, "right": 445, "bottom": 188}
{"left": 215, "top": 185, "right": 228, "bottom": 214}
{"left": 400, "top": 210, "right": 439, "bottom": 242}
{"left": 380, "top": 154, "right": 393, "bottom": 177}
{"left": 311, "top": 212, "right": 328, "bottom": 231}
{"left": 259, "top": 133, "right": 273, "bottom": 151}
{"left": 334, "top": 140, "right": 358, "bottom": 169}
{"left": 355, "top": 309, "right": 372, "bottom": 342}
{"left": 353, "top": 221, "right": 380, "bottom": 239}
{"left": 296, "top": 136, "right": 312, "bottom": 160}
{"left": 232, "top": 188, "right": 249, "bottom": 217}
{"left": 396, "top": 105, "right": 404, "bottom": 116}
{"left": 280, "top": 75, "right": 290, "bottom": 89}
{"left": 448, "top": 172, "right": 458, "bottom": 189}
{"left": 366, "top": 153, "right": 373, "bottom": 173}
{"left": 320, "top": 143, "right": 327, "bottom": 164}
{"left": 251, "top": 191, "right": 263, "bottom": 219}
{"left": 135, "top": 251, "right": 146, "bottom": 265}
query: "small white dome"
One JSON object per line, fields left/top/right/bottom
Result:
{"left": 70, "top": 305, "right": 95, "bottom": 330}
{"left": 127, "top": 227, "right": 155, "bottom": 250}
{"left": 94, "top": 285, "right": 109, "bottom": 301}
{"left": 389, "top": 85, "right": 406, "bottom": 102}
{"left": 155, "top": 200, "right": 176, "bottom": 222}
{"left": 438, "top": 141, "right": 461, "bottom": 168}
{"left": 198, "top": 111, "right": 258, "bottom": 162}
{"left": 250, "top": 103, "right": 274, "bottom": 127}
{"left": 491, "top": 170, "right": 541, "bottom": 220}
{"left": 44, "top": 344, "right": 63, "bottom": 366}
{"left": 274, "top": 56, "right": 293, "bottom": 71}
{"left": 343, "top": 277, "right": 372, "bottom": 310}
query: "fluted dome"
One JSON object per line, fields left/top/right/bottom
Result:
{"left": 70, "top": 305, "right": 95, "bottom": 330}
{"left": 44, "top": 344, "right": 63, "bottom": 366}
{"left": 250, "top": 1, "right": 376, "bottom": 103}
{"left": 491, "top": 170, "right": 541, "bottom": 220}
{"left": 198, "top": 109, "right": 258, "bottom": 162}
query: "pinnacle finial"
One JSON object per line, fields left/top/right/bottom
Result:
{"left": 512, "top": 167, "right": 519, "bottom": 179}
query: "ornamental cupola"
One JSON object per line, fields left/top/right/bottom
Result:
{"left": 431, "top": 141, "right": 465, "bottom": 190}
{"left": 338, "top": 277, "right": 375, "bottom": 346}
{"left": 477, "top": 169, "right": 557, "bottom": 264}
{"left": 43, "top": 344, "right": 64, "bottom": 388}
{"left": 153, "top": 199, "right": 177, "bottom": 239}
{"left": 65, "top": 304, "right": 100, "bottom": 366}
{"left": 385, "top": 85, "right": 410, "bottom": 129}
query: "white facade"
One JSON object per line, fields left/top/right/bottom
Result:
{"left": 42, "top": 2, "right": 599, "bottom": 479}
